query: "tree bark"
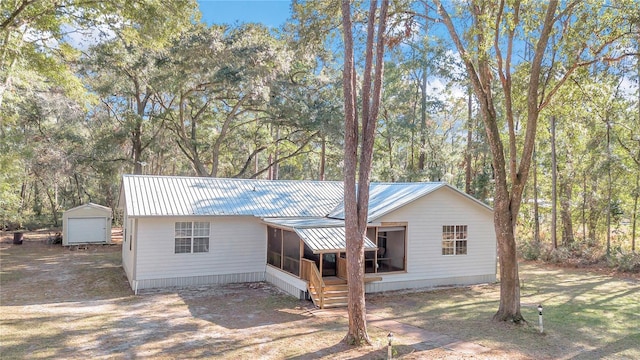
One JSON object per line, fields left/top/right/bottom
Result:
{"left": 533, "top": 146, "right": 540, "bottom": 243}
{"left": 435, "top": 0, "right": 559, "bottom": 323}
{"left": 319, "top": 133, "right": 326, "bottom": 181}
{"left": 551, "top": 115, "right": 558, "bottom": 249}
{"left": 560, "top": 174, "right": 574, "bottom": 246}
{"left": 418, "top": 66, "right": 428, "bottom": 171}
{"left": 634, "top": 40, "right": 639, "bottom": 253}
{"left": 465, "top": 86, "right": 473, "bottom": 195}
{"left": 588, "top": 178, "right": 599, "bottom": 242}
{"left": 632, "top": 173, "right": 638, "bottom": 252}
{"left": 582, "top": 171, "right": 587, "bottom": 240}
{"left": 341, "top": 0, "right": 365, "bottom": 344}
{"left": 341, "top": 0, "right": 388, "bottom": 346}
{"left": 606, "top": 121, "right": 612, "bottom": 255}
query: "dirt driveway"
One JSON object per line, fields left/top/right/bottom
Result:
{"left": 1, "top": 231, "right": 517, "bottom": 359}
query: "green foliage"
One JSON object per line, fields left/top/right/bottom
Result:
{"left": 518, "top": 239, "right": 542, "bottom": 261}
{"left": 0, "top": 150, "right": 24, "bottom": 227}
{"left": 1, "top": 0, "right": 639, "bottom": 243}
{"left": 518, "top": 236, "right": 640, "bottom": 274}
{"left": 608, "top": 250, "right": 640, "bottom": 272}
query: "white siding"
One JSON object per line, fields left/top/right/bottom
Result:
{"left": 366, "top": 186, "right": 496, "bottom": 293}
{"left": 265, "top": 265, "right": 307, "bottom": 299}
{"left": 132, "top": 216, "right": 267, "bottom": 289}
{"left": 121, "top": 212, "right": 136, "bottom": 289}
{"left": 62, "top": 203, "right": 112, "bottom": 246}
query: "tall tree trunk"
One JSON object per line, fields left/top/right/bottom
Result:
{"left": 606, "top": 121, "right": 612, "bottom": 255}
{"left": 273, "top": 126, "right": 280, "bottom": 180}
{"left": 132, "top": 120, "right": 143, "bottom": 174}
{"left": 588, "top": 178, "right": 599, "bottom": 242}
{"left": 74, "top": 173, "right": 83, "bottom": 205}
{"left": 268, "top": 124, "right": 281, "bottom": 180}
{"left": 551, "top": 115, "right": 558, "bottom": 248}
{"left": 493, "top": 185, "right": 523, "bottom": 322}
{"left": 341, "top": 0, "right": 365, "bottom": 344}
{"left": 533, "top": 146, "right": 540, "bottom": 243}
{"left": 582, "top": 171, "right": 587, "bottom": 240}
{"left": 465, "top": 86, "right": 474, "bottom": 194}
{"left": 341, "top": 0, "right": 388, "bottom": 346}
{"left": 632, "top": 173, "right": 638, "bottom": 252}
{"left": 319, "top": 133, "right": 326, "bottom": 181}
{"left": 435, "top": 0, "right": 559, "bottom": 323}
{"left": 186, "top": 96, "right": 208, "bottom": 176}
{"left": 560, "top": 174, "right": 574, "bottom": 246}
{"left": 132, "top": 82, "right": 152, "bottom": 174}
{"left": 634, "top": 39, "right": 639, "bottom": 253}
{"left": 418, "top": 66, "right": 428, "bottom": 171}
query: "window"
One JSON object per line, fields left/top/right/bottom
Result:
{"left": 175, "top": 221, "right": 210, "bottom": 254}
{"left": 442, "top": 225, "right": 467, "bottom": 255}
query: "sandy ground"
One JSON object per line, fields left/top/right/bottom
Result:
{"left": 7, "top": 229, "right": 634, "bottom": 359}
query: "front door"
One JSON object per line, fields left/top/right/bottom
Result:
{"left": 322, "top": 253, "right": 337, "bottom": 276}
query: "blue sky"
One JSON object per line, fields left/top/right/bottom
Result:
{"left": 197, "top": 0, "right": 292, "bottom": 27}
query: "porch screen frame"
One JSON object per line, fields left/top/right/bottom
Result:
{"left": 366, "top": 224, "right": 407, "bottom": 273}
{"left": 266, "top": 226, "right": 302, "bottom": 277}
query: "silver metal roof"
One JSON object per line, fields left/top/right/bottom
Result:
{"left": 294, "top": 227, "right": 377, "bottom": 253}
{"left": 64, "top": 202, "right": 112, "bottom": 214}
{"left": 328, "top": 182, "right": 446, "bottom": 221}
{"left": 264, "top": 218, "right": 378, "bottom": 253}
{"left": 121, "top": 175, "right": 491, "bottom": 219}
{"left": 262, "top": 217, "right": 346, "bottom": 228}
{"left": 121, "top": 175, "right": 343, "bottom": 217}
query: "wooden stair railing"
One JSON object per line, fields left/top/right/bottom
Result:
{"left": 301, "top": 258, "right": 380, "bottom": 309}
{"left": 337, "top": 255, "right": 382, "bottom": 283}
{"left": 301, "top": 259, "right": 350, "bottom": 308}
{"left": 301, "top": 259, "right": 325, "bottom": 308}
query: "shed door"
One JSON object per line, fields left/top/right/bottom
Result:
{"left": 68, "top": 217, "right": 107, "bottom": 244}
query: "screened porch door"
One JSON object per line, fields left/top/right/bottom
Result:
{"left": 321, "top": 253, "right": 337, "bottom": 277}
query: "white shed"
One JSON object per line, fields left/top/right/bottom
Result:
{"left": 63, "top": 203, "right": 112, "bottom": 246}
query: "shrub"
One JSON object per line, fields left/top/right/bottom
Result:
{"left": 546, "top": 246, "right": 571, "bottom": 264}
{"left": 608, "top": 250, "right": 640, "bottom": 273}
{"left": 518, "top": 240, "right": 542, "bottom": 261}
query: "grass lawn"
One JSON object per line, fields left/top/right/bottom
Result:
{"left": 368, "top": 262, "right": 640, "bottom": 359}
{"left": 1, "top": 232, "right": 638, "bottom": 359}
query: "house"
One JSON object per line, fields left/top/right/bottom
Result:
{"left": 119, "top": 175, "right": 496, "bottom": 307}
{"left": 62, "top": 203, "right": 112, "bottom": 246}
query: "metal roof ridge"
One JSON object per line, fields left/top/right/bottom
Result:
{"left": 122, "top": 174, "right": 343, "bottom": 184}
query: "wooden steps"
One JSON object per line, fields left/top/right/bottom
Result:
{"left": 309, "top": 283, "right": 349, "bottom": 309}
{"left": 302, "top": 259, "right": 382, "bottom": 309}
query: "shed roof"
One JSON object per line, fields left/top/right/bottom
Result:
{"left": 64, "top": 202, "right": 112, "bottom": 215}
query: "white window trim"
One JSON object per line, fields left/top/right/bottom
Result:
{"left": 442, "top": 225, "right": 467, "bottom": 256}
{"left": 174, "top": 221, "right": 210, "bottom": 254}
